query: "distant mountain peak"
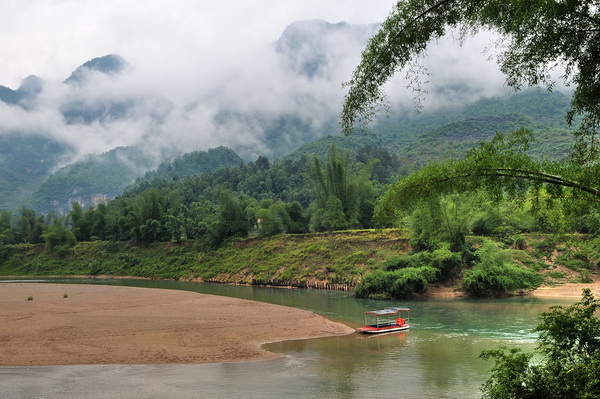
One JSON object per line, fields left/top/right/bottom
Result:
{"left": 275, "top": 19, "right": 377, "bottom": 79}
{"left": 18, "top": 75, "right": 43, "bottom": 95}
{"left": 0, "top": 75, "right": 43, "bottom": 106}
{"left": 64, "top": 54, "right": 129, "bottom": 84}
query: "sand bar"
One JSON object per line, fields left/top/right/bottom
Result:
{"left": 0, "top": 283, "right": 354, "bottom": 366}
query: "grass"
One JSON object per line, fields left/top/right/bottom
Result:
{"left": 0, "top": 229, "right": 410, "bottom": 288}
{"left": 1, "top": 231, "right": 597, "bottom": 296}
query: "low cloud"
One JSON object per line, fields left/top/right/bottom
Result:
{"left": 0, "top": 17, "right": 513, "bottom": 168}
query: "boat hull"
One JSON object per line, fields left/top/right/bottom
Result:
{"left": 357, "top": 324, "right": 410, "bottom": 334}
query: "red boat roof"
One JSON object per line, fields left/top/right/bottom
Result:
{"left": 364, "top": 307, "right": 410, "bottom": 316}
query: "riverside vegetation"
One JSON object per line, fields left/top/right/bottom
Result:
{"left": 2, "top": 128, "right": 600, "bottom": 299}
{"left": 1, "top": 229, "right": 598, "bottom": 298}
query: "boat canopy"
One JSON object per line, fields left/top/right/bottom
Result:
{"left": 364, "top": 307, "right": 410, "bottom": 316}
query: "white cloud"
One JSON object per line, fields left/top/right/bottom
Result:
{"left": 0, "top": 1, "right": 518, "bottom": 163}
{"left": 0, "top": 1, "right": 395, "bottom": 88}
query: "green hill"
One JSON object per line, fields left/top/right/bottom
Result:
{"left": 0, "top": 134, "right": 72, "bottom": 212}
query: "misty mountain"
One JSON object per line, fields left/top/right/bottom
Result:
{"left": 26, "top": 146, "right": 244, "bottom": 214}
{"left": 0, "top": 133, "right": 73, "bottom": 211}
{"left": 61, "top": 55, "right": 173, "bottom": 125}
{"left": 12, "top": 87, "right": 575, "bottom": 214}
{"left": 275, "top": 20, "right": 378, "bottom": 79}
{"left": 0, "top": 20, "right": 577, "bottom": 214}
{"left": 25, "top": 146, "right": 156, "bottom": 214}
{"left": 0, "top": 75, "right": 43, "bottom": 109}
{"left": 64, "top": 54, "right": 129, "bottom": 85}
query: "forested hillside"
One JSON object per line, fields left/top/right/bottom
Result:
{"left": 11, "top": 88, "right": 575, "bottom": 214}
{"left": 25, "top": 146, "right": 244, "bottom": 214}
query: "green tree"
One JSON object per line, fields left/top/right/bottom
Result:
{"left": 87, "top": 203, "right": 108, "bottom": 240}
{"left": 255, "top": 155, "right": 270, "bottom": 171}
{"left": 67, "top": 202, "right": 91, "bottom": 241}
{"left": 187, "top": 199, "right": 217, "bottom": 241}
{"left": 321, "top": 195, "right": 348, "bottom": 231}
{"left": 0, "top": 211, "right": 15, "bottom": 244}
{"left": 342, "top": 0, "right": 600, "bottom": 216}
{"left": 408, "top": 195, "right": 475, "bottom": 252}
{"left": 374, "top": 129, "right": 600, "bottom": 228}
{"left": 309, "top": 145, "right": 376, "bottom": 231}
{"left": 282, "top": 201, "right": 308, "bottom": 234}
{"left": 17, "top": 208, "right": 45, "bottom": 244}
{"left": 257, "top": 207, "right": 284, "bottom": 237}
{"left": 42, "top": 219, "right": 76, "bottom": 253}
{"left": 342, "top": 0, "right": 599, "bottom": 147}
{"left": 209, "top": 187, "right": 250, "bottom": 246}
{"left": 480, "top": 289, "right": 600, "bottom": 398}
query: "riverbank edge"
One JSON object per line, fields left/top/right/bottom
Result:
{"left": 3, "top": 273, "right": 599, "bottom": 299}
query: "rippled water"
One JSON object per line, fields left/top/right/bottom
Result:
{"left": 0, "top": 278, "right": 572, "bottom": 398}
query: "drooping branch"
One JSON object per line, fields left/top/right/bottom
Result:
{"left": 341, "top": 0, "right": 600, "bottom": 145}
{"left": 375, "top": 133, "right": 600, "bottom": 219}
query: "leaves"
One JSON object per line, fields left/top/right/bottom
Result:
{"left": 342, "top": 0, "right": 600, "bottom": 161}
{"left": 308, "top": 145, "right": 376, "bottom": 231}
{"left": 481, "top": 289, "right": 600, "bottom": 398}
{"left": 375, "top": 129, "right": 600, "bottom": 222}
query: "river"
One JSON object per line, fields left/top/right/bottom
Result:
{"left": 0, "top": 278, "right": 570, "bottom": 398}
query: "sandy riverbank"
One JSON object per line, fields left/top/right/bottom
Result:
{"left": 529, "top": 281, "right": 600, "bottom": 298}
{"left": 424, "top": 279, "right": 600, "bottom": 299}
{"left": 0, "top": 283, "right": 354, "bottom": 367}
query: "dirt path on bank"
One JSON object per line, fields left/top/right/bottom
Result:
{"left": 425, "top": 279, "right": 600, "bottom": 299}
{"left": 0, "top": 283, "right": 354, "bottom": 366}
{"left": 529, "top": 281, "right": 600, "bottom": 298}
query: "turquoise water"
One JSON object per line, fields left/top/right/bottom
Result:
{"left": 0, "top": 278, "right": 570, "bottom": 398}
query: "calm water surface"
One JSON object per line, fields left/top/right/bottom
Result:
{"left": 0, "top": 278, "right": 572, "bottom": 398}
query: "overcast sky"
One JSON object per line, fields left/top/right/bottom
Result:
{"left": 0, "top": 0, "right": 395, "bottom": 90}
{"left": 0, "top": 0, "right": 521, "bottom": 163}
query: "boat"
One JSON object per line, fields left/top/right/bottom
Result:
{"left": 357, "top": 307, "right": 410, "bottom": 334}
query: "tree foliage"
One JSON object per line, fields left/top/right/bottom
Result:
{"left": 341, "top": 0, "right": 600, "bottom": 159}
{"left": 343, "top": 0, "right": 600, "bottom": 239}
{"left": 481, "top": 289, "right": 600, "bottom": 398}
{"left": 375, "top": 129, "right": 600, "bottom": 223}
{"left": 408, "top": 194, "right": 476, "bottom": 251}
{"left": 309, "top": 145, "right": 376, "bottom": 231}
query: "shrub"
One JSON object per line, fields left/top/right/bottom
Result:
{"left": 578, "top": 237, "right": 600, "bottom": 267}
{"left": 580, "top": 270, "right": 593, "bottom": 283}
{"left": 381, "top": 254, "right": 412, "bottom": 271}
{"left": 481, "top": 290, "right": 600, "bottom": 399}
{"left": 355, "top": 266, "right": 439, "bottom": 299}
{"left": 381, "top": 245, "right": 463, "bottom": 279}
{"left": 548, "top": 271, "right": 566, "bottom": 279}
{"left": 556, "top": 253, "right": 589, "bottom": 271}
{"left": 462, "top": 240, "right": 543, "bottom": 297}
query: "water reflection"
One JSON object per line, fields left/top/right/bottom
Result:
{"left": 0, "top": 278, "right": 572, "bottom": 398}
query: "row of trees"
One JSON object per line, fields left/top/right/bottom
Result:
{"left": 0, "top": 145, "right": 382, "bottom": 250}
{"left": 5, "top": 149, "right": 600, "bottom": 255}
